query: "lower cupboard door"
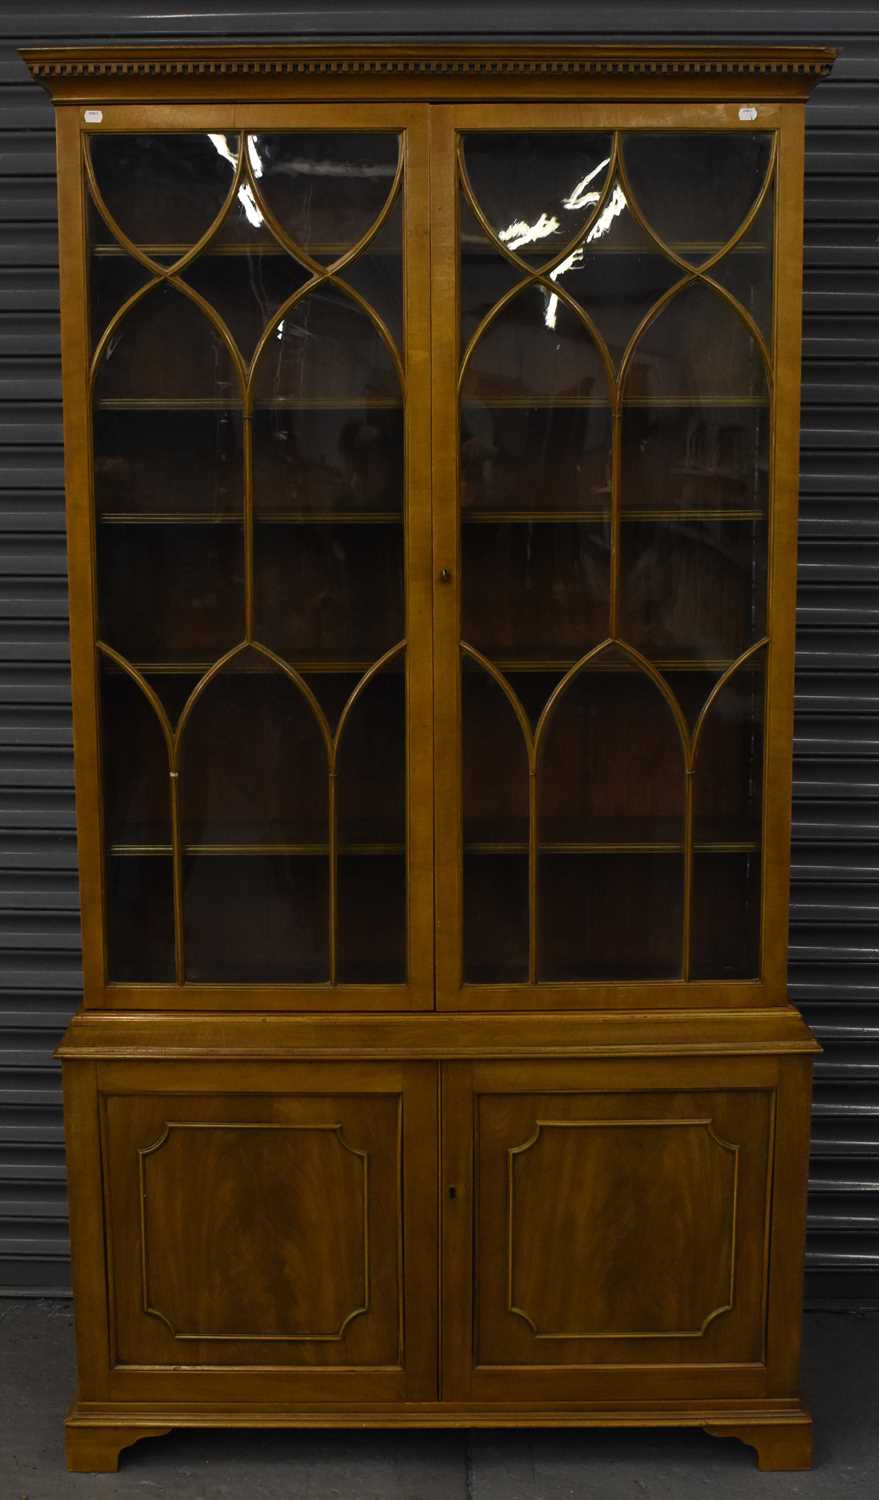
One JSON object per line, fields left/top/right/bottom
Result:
{"left": 442, "top": 1059, "right": 782, "bottom": 1406}
{"left": 91, "top": 1060, "right": 437, "bottom": 1404}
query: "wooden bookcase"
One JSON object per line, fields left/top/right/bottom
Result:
{"left": 24, "top": 42, "right": 835, "bottom": 1473}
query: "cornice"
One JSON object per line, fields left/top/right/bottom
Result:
{"left": 22, "top": 42, "right": 837, "bottom": 85}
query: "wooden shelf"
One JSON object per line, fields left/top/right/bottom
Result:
{"left": 120, "top": 659, "right": 398, "bottom": 675}
{"left": 623, "top": 397, "right": 768, "bottom": 408}
{"left": 111, "top": 838, "right": 759, "bottom": 856}
{"left": 109, "top": 842, "right": 405, "bottom": 857}
{"left": 462, "top": 399, "right": 762, "bottom": 411}
{"left": 463, "top": 509, "right": 763, "bottom": 523}
{"left": 465, "top": 841, "right": 759, "bottom": 854}
{"left": 98, "top": 396, "right": 762, "bottom": 413}
{"left": 485, "top": 656, "right": 759, "bottom": 673}
{"left": 257, "top": 512, "right": 402, "bottom": 524}
{"left": 257, "top": 396, "right": 401, "bottom": 411}
{"left": 100, "top": 513, "right": 243, "bottom": 525}
{"left": 96, "top": 397, "right": 402, "bottom": 411}
{"left": 91, "top": 241, "right": 400, "bottom": 258}
{"left": 464, "top": 510, "right": 609, "bottom": 523}
{"left": 622, "top": 509, "right": 764, "bottom": 521}
{"left": 113, "top": 653, "right": 746, "bottom": 676}
{"left": 460, "top": 239, "right": 768, "bottom": 257}
{"left": 100, "top": 512, "right": 402, "bottom": 525}
{"left": 462, "top": 397, "right": 767, "bottom": 409}
{"left": 95, "top": 398, "right": 241, "bottom": 410}
{"left": 462, "top": 397, "right": 610, "bottom": 409}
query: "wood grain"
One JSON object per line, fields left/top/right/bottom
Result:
{"left": 95, "top": 1059, "right": 436, "bottom": 1405}
{"left": 444, "top": 1060, "right": 777, "bottom": 1403}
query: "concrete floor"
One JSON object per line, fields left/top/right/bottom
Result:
{"left": 0, "top": 1302, "right": 876, "bottom": 1498}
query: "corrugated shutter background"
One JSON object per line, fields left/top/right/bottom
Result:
{"left": 0, "top": 1, "right": 876, "bottom": 1300}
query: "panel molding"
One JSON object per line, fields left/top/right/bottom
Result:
{"left": 507, "top": 1117, "right": 739, "bottom": 1339}
{"left": 138, "top": 1121, "right": 369, "bottom": 1342}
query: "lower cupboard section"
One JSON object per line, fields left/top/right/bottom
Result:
{"left": 65, "top": 1052, "right": 811, "bottom": 1414}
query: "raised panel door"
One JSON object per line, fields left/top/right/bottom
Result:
{"left": 442, "top": 1058, "right": 778, "bottom": 1405}
{"left": 95, "top": 1059, "right": 437, "bottom": 1404}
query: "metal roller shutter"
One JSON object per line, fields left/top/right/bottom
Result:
{"left": 0, "top": 1, "right": 876, "bottom": 1300}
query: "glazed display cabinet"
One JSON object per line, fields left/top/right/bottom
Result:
{"left": 24, "top": 41, "right": 835, "bottom": 1474}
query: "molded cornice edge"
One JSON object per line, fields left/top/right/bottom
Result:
{"left": 22, "top": 42, "right": 838, "bottom": 81}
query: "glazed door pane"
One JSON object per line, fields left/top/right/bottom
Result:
{"left": 453, "top": 123, "right": 773, "bottom": 991}
{"left": 88, "top": 125, "right": 422, "bottom": 994}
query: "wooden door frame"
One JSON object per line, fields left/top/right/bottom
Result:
{"left": 56, "top": 102, "right": 435, "bottom": 1011}
{"left": 429, "top": 101, "right": 804, "bottom": 1012}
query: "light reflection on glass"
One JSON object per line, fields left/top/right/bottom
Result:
{"left": 500, "top": 214, "right": 561, "bottom": 251}
{"left": 207, "top": 132, "right": 236, "bottom": 170}
{"left": 247, "top": 137, "right": 264, "bottom": 179}
{"left": 208, "top": 132, "right": 264, "bottom": 229}
{"left": 498, "top": 155, "right": 611, "bottom": 255}
{"left": 546, "top": 182, "right": 627, "bottom": 329}
{"left": 278, "top": 155, "right": 393, "bottom": 179}
{"left": 491, "top": 155, "right": 627, "bottom": 331}
{"left": 562, "top": 156, "right": 610, "bottom": 210}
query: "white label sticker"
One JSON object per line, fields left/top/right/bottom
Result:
{"left": 83, "top": 109, "right": 103, "bottom": 124}
{"left": 738, "top": 106, "right": 758, "bottom": 122}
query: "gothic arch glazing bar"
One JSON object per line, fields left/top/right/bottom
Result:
{"left": 440, "top": 104, "right": 779, "bottom": 1004}
{"left": 85, "top": 106, "right": 432, "bottom": 1007}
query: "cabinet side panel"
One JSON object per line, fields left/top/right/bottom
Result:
{"left": 766, "top": 1056, "right": 813, "bottom": 1394}
{"left": 56, "top": 106, "right": 105, "bottom": 999}
{"left": 762, "top": 106, "right": 805, "bottom": 997}
{"left": 63, "top": 1061, "right": 111, "bottom": 1398}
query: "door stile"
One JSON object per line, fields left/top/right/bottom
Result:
{"left": 440, "top": 1060, "right": 475, "bottom": 1401}
{"left": 400, "top": 106, "right": 437, "bottom": 1010}
{"left": 56, "top": 105, "right": 108, "bottom": 1002}
{"left": 430, "top": 108, "right": 466, "bottom": 1007}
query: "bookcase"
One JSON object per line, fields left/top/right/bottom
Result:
{"left": 24, "top": 41, "right": 834, "bottom": 1473}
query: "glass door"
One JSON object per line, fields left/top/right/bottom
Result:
{"left": 432, "top": 106, "right": 779, "bottom": 1008}
{"left": 84, "top": 107, "right": 432, "bottom": 1007}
